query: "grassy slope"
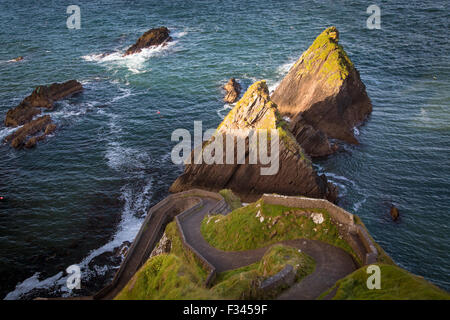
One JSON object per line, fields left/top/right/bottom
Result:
{"left": 219, "top": 189, "right": 242, "bottom": 211}
{"left": 201, "top": 199, "right": 359, "bottom": 263}
{"left": 319, "top": 264, "right": 450, "bottom": 300}
{"left": 212, "top": 244, "right": 315, "bottom": 299}
{"left": 116, "top": 222, "right": 315, "bottom": 300}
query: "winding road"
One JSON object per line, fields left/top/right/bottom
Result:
{"left": 71, "top": 190, "right": 356, "bottom": 300}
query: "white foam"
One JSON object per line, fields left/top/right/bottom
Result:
{"left": 353, "top": 198, "right": 367, "bottom": 212}
{"left": 4, "top": 272, "right": 64, "bottom": 300}
{"left": 216, "top": 103, "right": 234, "bottom": 119}
{"left": 0, "top": 126, "right": 18, "bottom": 141}
{"left": 82, "top": 40, "right": 178, "bottom": 74}
{"left": 268, "top": 60, "right": 296, "bottom": 93}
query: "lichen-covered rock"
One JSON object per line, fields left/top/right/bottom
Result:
{"left": 271, "top": 26, "right": 372, "bottom": 153}
{"left": 223, "top": 78, "right": 241, "bottom": 103}
{"left": 123, "top": 27, "right": 171, "bottom": 56}
{"left": 4, "top": 80, "right": 83, "bottom": 127}
{"left": 170, "top": 80, "right": 337, "bottom": 202}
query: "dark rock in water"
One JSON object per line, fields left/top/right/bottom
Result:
{"left": 390, "top": 205, "right": 400, "bottom": 221}
{"left": 271, "top": 27, "right": 372, "bottom": 156}
{"left": 4, "top": 80, "right": 83, "bottom": 127}
{"left": 170, "top": 80, "right": 338, "bottom": 203}
{"left": 123, "top": 26, "right": 172, "bottom": 56}
{"left": 223, "top": 78, "right": 241, "bottom": 103}
{"left": 4, "top": 104, "right": 42, "bottom": 128}
{"left": 4, "top": 115, "right": 54, "bottom": 149}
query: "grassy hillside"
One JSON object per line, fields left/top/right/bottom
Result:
{"left": 201, "top": 198, "right": 359, "bottom": 263}
{"left": 319, "top": 264, "right": 450, "bottom": 300}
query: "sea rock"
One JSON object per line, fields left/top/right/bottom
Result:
{"left": 390, "top": 205, "right": 400, "bottom": 221}
{"left": 170, "top": 80, "right": 337, "bottom": 202}
{"left": 4, "top": 115, "right": 54, "bottom": 149}
{"left": 123, "top": 26, "right": 172, "bottom": 56}
{"left": 223, "top": 78, "right": 241, "bottom": 103}
{"left": 4, "top": 80, "right": 83, "bottom": 127}
{"left": 271, "top": 26, "right": 372, "bottom": 155}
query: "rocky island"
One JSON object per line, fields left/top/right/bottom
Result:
{"left": 271, "top": 27, "right": 372, "bottom": 157}
{"left": 123, "top": 26, "right": 172, "bottom": 56}
{"left": 169, "top": 80, "right": 338, "bottom": 202}
{"left": 3, "top": 80, "right": 82, "bottom": 148}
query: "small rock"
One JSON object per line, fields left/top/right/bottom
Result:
{"left": 311, "top": 213, "right": 324, "bottom": 224}
{"left": 390, "top": 205, "right": 400, "bottom": 221}
{"left": 223, "top": 78, "right": 241, "bottom": 103}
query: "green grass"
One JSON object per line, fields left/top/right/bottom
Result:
{"left": 115, "top": 253, "right": 216, "bottom": 300}
{"left": 115, "top": 222, "right": 213, "bottom": 300}
{"left": 201, "top": 199, "right": 359, "bottom": 263}
{"left": 319, "top": 264, "right": 450, "bottom": 300}
{"left": 211, "top": 244, "right": 315, "bottom": 299}
{"left": 219, "top": 189, "right": 242, "bottom": 211}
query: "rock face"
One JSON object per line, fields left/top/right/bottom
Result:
{"left": 271, "top": 27, "right": 372, "bottom": 156}
{"left": 3, "top": 80, "right": 82, "bottom": 148}
{"left": 123, "top": 27, "right": 171, "bottom": 56}
{"left": 170, "top": 80, "right": 337, "bottom": 202}
{"left": 223, "top": 78, "right": 241, "bottom": 103}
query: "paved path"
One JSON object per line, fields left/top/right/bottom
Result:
{"left": 65, "top": 191, "right": 356, "bottom": 300}
{"left": 178, "top": 197, "right": 356, "bottom": 300}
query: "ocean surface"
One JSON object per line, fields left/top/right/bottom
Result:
{"left": 0, "top": 0, "right": 448, "bottom": 299}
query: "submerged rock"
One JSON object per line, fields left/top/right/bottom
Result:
{"left": 271, "top": 27, "right": 372, "bottom": 156}
{"left": 4, "top": 115, "right": 54, "bottom": 149}
{"left": 223, "top": 78, "right": 241, "bottom": 103}
{"left": 11, "top": 56, "right": 24, "bottom": 62}
{"left": 170, "top": 80, "right": 337, "bottom": 202}
{"left": 123, "top": 26, "right": 172, "bottom": 56}
{"left": 390, "top": 205, "right": 400, "bottom": 221}
{"left": 4, "top": 80, "right": 83, "bottom": 127}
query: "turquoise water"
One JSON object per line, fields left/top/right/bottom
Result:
{"left": 0, "top": 0, "right": 448, "bottom": 298}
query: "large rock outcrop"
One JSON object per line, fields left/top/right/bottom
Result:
{"left": 271, "top": 27, "right": 372, "bottom": 156}
{"left": 223, "top": 78, "right": 241, "bottom": 103}
{"left": 170, "top": 80, "right": 337, "bottom": 202}
{"left": 5, "top": 80, "right": 83, "bottom": 127}
{"left": 3, "top": 80, "right": 82, "bottom": 148}
{"left": 4, "top": 115, "right": 55, "bottom": 149}
{"left": 123, "top": 27, "right": 172, "bottom": 56}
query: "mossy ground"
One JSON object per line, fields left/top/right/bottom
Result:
{"left": 201, "top": 199, "right": 358, "bottom": 263}
{"left": 211, "top": 244, "right": 315, "bottom": 299}
{"left": 219, "top": 189, "right": 242, "bottom": 211}
{"left": 319, "top": 264, "right": 450, "bottom": 300}
{"left": 115, "top": 222, "right": 214, "bottom": 300}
